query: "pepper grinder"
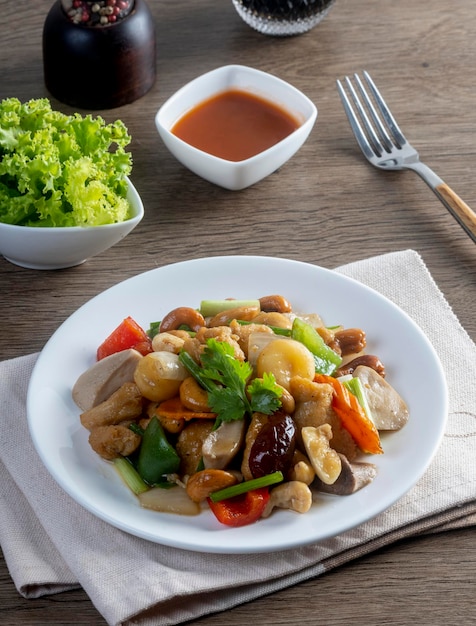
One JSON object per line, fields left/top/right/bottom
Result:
{"left": 43, "top": 0, "right": 156, "bottom": 109}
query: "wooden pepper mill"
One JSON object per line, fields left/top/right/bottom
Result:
{"left": 43, "top": 0, "right": 156, "bottom": 109}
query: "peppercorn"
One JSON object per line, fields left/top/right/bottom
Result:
{"left": 60, "top": 0, "right": 134, "bottom": 27}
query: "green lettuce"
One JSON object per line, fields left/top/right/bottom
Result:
{"left": 0, "top": 98, "right": 132, "bottom": 227}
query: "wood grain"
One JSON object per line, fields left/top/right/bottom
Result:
{"left": 1, "top": 0, "right": 475, "bottom": 624}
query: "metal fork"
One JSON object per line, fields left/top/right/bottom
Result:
{"left": 337, "top": 71, "right": 476, "bottom": 243}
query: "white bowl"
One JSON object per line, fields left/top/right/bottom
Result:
{"left": 155, "top": 65, "right": 317, "bottom": 190}
{"left": 0, "top": 178, "right": 144, "bottom": 270}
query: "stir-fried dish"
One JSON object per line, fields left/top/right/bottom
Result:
{"left": 72, "top": 295, "right": 409, "bottom": 527}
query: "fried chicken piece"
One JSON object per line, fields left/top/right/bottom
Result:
{"left": 80, "top": 382, "right": 144, "bottom": 431}
{"left": 89, "top": 425, "right": 141, "bottom": 461}
{"left": 290, "top": 376, "right": 359, "bottom": 461}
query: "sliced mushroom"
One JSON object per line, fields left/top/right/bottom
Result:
{"left": 313, "top": 453, "right": 377, "bottom": 495}
{"left": 72, "top": 348, "right": 142, "bottom": 411}
{"left": 241, "top": 412, "right": 269, "bottom": 480}
{"left": 138, "top": 486, "right": 201, "bottom": 515}
{"left": 202, "top": 419, "right": 246, "bottom": 470}
{"left": 353, "top": 365, "right": 409, "bottom": 430}
{"left": 176, "top": 419, "right": 215, "bottom": 477}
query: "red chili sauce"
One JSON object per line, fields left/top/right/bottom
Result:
{"left": 171, "top": 89, "right": 300, "bottom": 162}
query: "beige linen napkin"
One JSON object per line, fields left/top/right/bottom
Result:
{"left": 1, "top": 249, "right": 475, "bottom": 626}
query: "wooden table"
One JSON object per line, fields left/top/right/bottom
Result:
{"left": 1, "top": 1, "right": 475, "bottom": 624}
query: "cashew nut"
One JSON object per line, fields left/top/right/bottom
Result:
{"left": 287, "top": 449, "right": 315, "bottom": 485}
{"left": 185, "top": 469, "right": 239, "bottom": 502}
{"left": 301, "top": 424, "right": 342, "bottom": 485}
{"left": 316, "top": 325, "right": 341, "bottom": 354}
{"left": 159, "top": 307, "right": 205, "bottom": 333}
{"left": 179, "top": 376, "right": 211, "bottom": 412}
{"left": 261, "top": 481, "right": 312, "bottom": 517}
{"left": 250, "top": 311, "right": 293, "bottom": 329}
{"left": 275, "top": 384, "right": 295, "bottom": 415}
{"left": 152, "top": 331, "right": 186, "bottom": 354}
{"left": 333, "top": 328, "right": 367, "bottom": 356}
{"left": 207, "top": 305, "right": 260, "bottom": 328}
{"left": 336, "top": 354, "right": 386, "bottom": 378}
{"left": 258, "top": 295, "right": 292, "bottom": 313}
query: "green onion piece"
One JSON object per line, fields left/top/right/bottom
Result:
{"left": 291, "top": 317, "right": 342, "bottom": 375}
{"left": 147, "top": 321, "right": 161, "bottom": 339}
{"left": 129, "top": 422, "right": 145, "bottom": 436}
{"left": 343, "top": 376, "right": 375, "bottom": 424}
{"left": 199, "top": 299, "right": 260, "bottom": 317}
{"left": 209, "top": 471, "right": 284, "bottom": 502}
{"left": 178, "top": 349, "right": 217, "bottom": 393}
{"left": 235, "top": 319, "right": 292, "bottom": 337}
{"left": 177, "top": 325, "right": 196, "bottom": 336}
{"left": 114, "top": 457, "right": 149, "bottom": 495}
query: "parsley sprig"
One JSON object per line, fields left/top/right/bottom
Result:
{"left": 179, "top": 338, "right": 282, "bottom": 427}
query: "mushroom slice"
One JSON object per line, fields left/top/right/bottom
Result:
{"left": 72, "top": 348, "right": 142, "bottom": 411}
{"left": 353, "top": 365, "right": 409, "bottom": 431}
{"left": 202, "top": 419, "right": 246, "bottom": 470}
{"left": 314, "top": 453, "right": 377, "bottom": 495}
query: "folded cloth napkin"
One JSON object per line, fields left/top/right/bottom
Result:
{"left": 1, "top": 249, "right": 475, "bottom": 626}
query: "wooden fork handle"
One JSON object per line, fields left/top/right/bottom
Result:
{"left": 434, "top": 183, "right": 476, "bottom": 243}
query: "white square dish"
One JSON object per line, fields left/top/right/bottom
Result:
{"left": 155, "top": 65, "right": 317, "bottom": 190}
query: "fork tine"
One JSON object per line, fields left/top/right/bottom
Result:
{"left": 336, "top": 79, "right": 376, "bottom": 161}
{"left": 362, "top": 71, "right": 407, "bottom": 148}
{"left": 353, "top": 74, "right": 394, "bottom": 154}
{"left": 344, "top": 75, "right": 390, "bottom": 157}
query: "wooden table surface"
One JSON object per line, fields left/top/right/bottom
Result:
{"left": 1, "top": 0, "right": 475, "bottom": 624}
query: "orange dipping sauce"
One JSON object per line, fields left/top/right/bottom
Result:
{"left": 171, "top": 89, "right": 300, "bottom": 162}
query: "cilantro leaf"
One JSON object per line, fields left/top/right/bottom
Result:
{"left": 248, "top": 373, "right": 283, "bottom": 415}
{"left": 208, "top": 387, "right": 248, "bottom": 423}
{"left": 180, "top": 338, "right": 283, "bottom": 427}
{"left": 200, "top": 338, "right": 253, "bottom": 392}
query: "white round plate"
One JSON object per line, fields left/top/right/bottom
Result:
{"left": 27, "top": 256, "right": 447, "bottom": 553}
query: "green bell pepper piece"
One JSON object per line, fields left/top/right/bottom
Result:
{"left": 291, "top": 317, "right": 342, "bottom": 375}
{"left": 137, "top": 417, "right": 180, "bottom": 484}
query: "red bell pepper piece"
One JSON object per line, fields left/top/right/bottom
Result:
{"left": 207, "top": 488, "right": 270, "bottom": 527}
{"left": 96, "top": 316, "right": 152, "bottom": 361}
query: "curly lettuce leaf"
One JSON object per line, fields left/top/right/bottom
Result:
{"left": 0, "top": 98, "right": 132, "bottom": 227}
